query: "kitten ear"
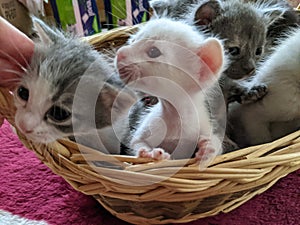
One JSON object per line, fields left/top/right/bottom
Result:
{"left": 257, "top": 1, "right": 287, "bottom": 26}
{"left": 194, "top": 0, "right": 223, "bottom": 26}
{"left": 149, "top": 0, "right": 170, "bottom": 18}
{"left": 32, "top": 17, "right": 64, "bottom": 45}
{"left": 197, "top": 38, "right": 224, "bottom": 83}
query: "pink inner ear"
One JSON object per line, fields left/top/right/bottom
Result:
{"left": 197, "top": 39, "right": 223, "bottom": 83}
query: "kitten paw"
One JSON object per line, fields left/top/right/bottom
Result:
{"left": 195, "top": 138, "right": 218, "bottom": 169}
{"left": 238, "top": 85, "right": 268, "bottom": 104}
{"left": 152, "top": 148, "right": 171, "bottom": 160}
{"left": 137, "top": 148, "right": 170, "bottom": 160}
{"left": 137, "top": 148, "right": 153, "bottom": 158}
{"left": 228, "top": 86, "right": 247, "bottom": 104}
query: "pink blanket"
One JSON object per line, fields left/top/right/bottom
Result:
{"left": 0, "top": 120, "right": 299, "bottom": 225}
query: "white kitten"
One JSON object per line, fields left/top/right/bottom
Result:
{"left": 228, "top": 28, "right": 300, "bottom": 147}
{"left": 116, "top": 18, "right": 226, "bottom": 167}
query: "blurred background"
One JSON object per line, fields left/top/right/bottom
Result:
{"left": 0, "top": 0, "right": 151, "bottom": 37}
{"left": 0, "top": 0, "right": 299, "bottom": 38}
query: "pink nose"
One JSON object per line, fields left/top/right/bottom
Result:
{"left": 18, "top": 121, "right": 33, "bottom": 134}
{"left": 117, "top": 52, "right": 126, "bottom": 62}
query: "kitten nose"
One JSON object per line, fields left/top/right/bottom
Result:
{"left": 18, "top": 121, "right": 34, "bottom": 134}
{"left": 243, "top": 60, "right": 255, "bottom": 75}
{"left": 117, "top": 52, "right": 126, "bottom": 62}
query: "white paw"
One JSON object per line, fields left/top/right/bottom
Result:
{"left": 195, "top": 137, "right": 218, "bottom": 169}
{"left": 137, "top": 148, "right": 152, "bottom": 158}
{"left": 152, "top": 148, "right": 171, "bottom": 160}
{"left": 137, "top": 147, "right": 170, "bottom": 160}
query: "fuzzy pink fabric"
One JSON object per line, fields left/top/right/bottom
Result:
{"left": 0, "top": 120, "right": 299, "bottom": 225}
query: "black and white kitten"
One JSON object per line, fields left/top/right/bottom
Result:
{"left": 13, "top": 18, "right": 137, "bottom": 154}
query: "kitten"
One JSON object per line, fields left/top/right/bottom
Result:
{"left": 228, "top": 28, "right": 300, "bottom": 147}
{"left": 150, "top": 0, "right": 288, "bottom": 98}
{"left": 13, "top": 18, "right": 136, "bottom": 154}
{"left": 149, "top": 0, "right": 289, "bottom": 151}
{"left": 116, "top": 18, "right": 226, "bottom": 167}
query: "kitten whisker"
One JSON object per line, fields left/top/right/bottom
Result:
{"left": 0, "top": 50, "right": 27, "bottom": 72}
{"left": 8, "top": 38, "right": 31, "bottom": 70}
{"left": 106, "top": 11, "right": 124, "bottom": 27}
{"left": 103, "top": 23, "right": 118, "bottom": 27}
{"left": 0, "top": 68, "right": 24, "bottom": 76}
{"left": 0, "top": 77, "right": 23, "bottom": 85}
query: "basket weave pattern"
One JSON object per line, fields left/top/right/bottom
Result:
{"left": 0, "top": 26, "right": 300, "bottom": 225}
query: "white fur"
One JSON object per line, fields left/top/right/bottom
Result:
{"left": 130, "top": 18, "right": 206, "bottom": 51}
{"left": 117, "top": 18, "right": 225, "bottom": 164}
{"left": 229, "top": 28, "right": 300, "bottom": 146}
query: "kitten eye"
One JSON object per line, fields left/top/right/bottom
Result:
{"left": 255, "top": 47, "right": 263, "bottom": 56}
{"left": 17, "top": 86, "right": 29, "bottom": 101}
{"left": 47, "top": 106, "right": 71, "bottom": 122}
{"left": 228, "top": 47, "right": 240, "bottom": 56}
{"left": 147, "top": 46, "right": 162, "bottom": 58}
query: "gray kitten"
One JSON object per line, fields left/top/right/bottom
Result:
{"left": 13, "top": 18, "right": 136, "bottom": 154}
{"left": 228, "top": 28, "right": 300, "bottom": 147}
{"left": 150, "top": 0, "right": 290, "bottom": 95}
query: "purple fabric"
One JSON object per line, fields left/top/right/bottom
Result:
{"left": 0, "top": 120, "right": 299, "bottom": 225}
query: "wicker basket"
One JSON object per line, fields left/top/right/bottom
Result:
{"left": 1, "top": 25, "right": 300, "bottom": 225}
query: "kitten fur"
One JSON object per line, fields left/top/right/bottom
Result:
{"left": 245, "top": 0, "right": 299, "bottom": 55}
{"left": 228, "top": 28, "right": 300, "bottom": 147}
{"left": 151, "top": 0, "right": 289, "bottom": 80}
{"left": 14, "top": 18, "right": 136, "bottom": 154}
{"left": 116, "top": 18, "right": 226, "bottom": 166}
{"left": 150, "top": 0, "right": 198, "bottom": 19}
{"left": 149, "top": 0, "right": 290, "bottom": 151}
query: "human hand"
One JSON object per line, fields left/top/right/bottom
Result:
{"left": 0, "top": 16, "right": 34, "bottom": 90}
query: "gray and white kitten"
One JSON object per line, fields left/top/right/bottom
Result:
{"left": 228, "top": 28, "right": 300, "bottom": 147}
{"left": 13, "top": 18, "right": 136, "bottom": 154}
